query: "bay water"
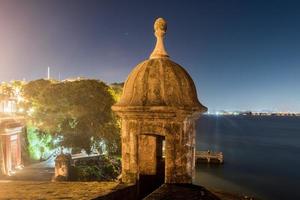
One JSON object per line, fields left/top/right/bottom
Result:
{"left": 194, "top": 115, "right": 300, "bottom": 200}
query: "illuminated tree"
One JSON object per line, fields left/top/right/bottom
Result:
{"left": 23, "top": 79, "right": 121, "bottom": 154}
{"left": 0, "top": 82, "right": 14, "bottom": 100}
{"left": 109, "top": 83, "right": 124, "bottom": 102}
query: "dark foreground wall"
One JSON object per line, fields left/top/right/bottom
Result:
{"left": 144, "top": 184, "right": 221, "bottom": 200}
{"left": 93, "top": 184, "right": 138, "bottom": 200}
{"left": 94, "top": 184, "right": 221, "bottom": 200}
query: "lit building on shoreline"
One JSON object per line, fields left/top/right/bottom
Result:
{"left": 206, "top": 110, "right": 300, "bottom": 117}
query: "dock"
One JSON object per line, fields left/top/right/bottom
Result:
{"left": 195, "top": 151, "right": 224, "bottom": 164}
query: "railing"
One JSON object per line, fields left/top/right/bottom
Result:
{"left": 71, "top": 153, "right": 102, "bottom": 165}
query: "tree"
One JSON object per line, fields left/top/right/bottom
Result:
{"left": 23, "top": 79, "right": 120, "bottom": 154}
{"left": 109, "top": 82, "right": 124, "bottom": 102}
{"left": 0, "top": 82, "right": 14, "bottom": 100}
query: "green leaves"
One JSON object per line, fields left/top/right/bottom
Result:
{"left": 27, "top": 124, "right": 53, "bottom": 160}
{"left": 22, "top": 79, "right": 122, "bottom": 154}
{"left": 0, "top": 79, "right": 123, "bottom": 155}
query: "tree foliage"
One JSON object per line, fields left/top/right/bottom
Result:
{"left": 22, "top": 79, "right": 121, "bottom": 154}
{"left": 27, "top": 124, "right": 53, "bottom": 160}
{"left": 0, "top": 80, "right": 25, "bottom": 100}
{"left": 108, "top": 82, "right": 124, "bottom": 102}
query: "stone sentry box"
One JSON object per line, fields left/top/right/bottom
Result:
{"left": 112, "top": 18, "right": 207, "bottom": 185}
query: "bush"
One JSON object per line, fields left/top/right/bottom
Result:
{"left": 71, "top": 155, "right": 121, "bottom": 181}
{"left": 74, "top": 165, "right": 102, "bottom": 181}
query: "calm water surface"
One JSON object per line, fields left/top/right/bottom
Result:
{"left": 194, "top": 115, "right": 300, "bottom": 200}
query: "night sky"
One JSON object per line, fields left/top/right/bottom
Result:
{"left": 0, "top": 0, "right": 300, "bottom": 112}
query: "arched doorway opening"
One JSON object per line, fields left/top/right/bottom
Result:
{"left": 138, "top": 134, "right": 165, "bottom": 198}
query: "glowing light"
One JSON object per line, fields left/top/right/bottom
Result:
{"left": 1, "top": 100, "right": 16, "bottom": 113}
{"left": 27, "top": 125, "right": 54, "bottom": 160}
{"left": 27, "top": 107, "right": 35, "bottom": 115}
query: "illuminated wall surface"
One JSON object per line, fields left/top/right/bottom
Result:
{"left": 0, "top": 100, "right": 17, "bottom": 113}
{"left": 0, "top": 125, "right": 22, "bottom": 176}
{"left": 0, "top": 100, "right": 23, "bottom": 176}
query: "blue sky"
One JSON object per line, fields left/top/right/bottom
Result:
{"left": 0, "top": 0, "right": 299, "bottom": 112}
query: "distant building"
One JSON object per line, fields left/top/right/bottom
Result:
{"left": 0, "top": 98, "right": 24, "bottom": 176}
{"left": 0, "top": 98, "right": 17, "bottom": 113}
{"left": 62, "top": 77, "right": 87, "bottom": 82}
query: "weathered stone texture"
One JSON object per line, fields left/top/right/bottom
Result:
{"left": 112, "top": 18, "right": 207, "bottom": 185}
{"left": 138, "top": 135, "right": 158, "bottom": 175}
{"left": 54, "top": 153, "right": 71, "bottom": 181}
{"left": 114, "top": 58, "right": 206, "bottom": 112}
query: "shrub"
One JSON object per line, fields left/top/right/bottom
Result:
{"left": 71, "top": 155, "right": 121, "bottom": 181}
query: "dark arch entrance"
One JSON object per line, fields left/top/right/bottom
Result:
{"left": 138, "top": 134, "right": 165, "bottom": 198}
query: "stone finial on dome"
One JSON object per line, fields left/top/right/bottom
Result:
{"left": 150, "top": 18, "right": 169, "bottom": 59}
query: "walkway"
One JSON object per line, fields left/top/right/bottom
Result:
{"left": 5, "top": 156, "right": 55, "bottom": 181}
{"left": 0, "top": 181, "right": 119, "bottom": 200}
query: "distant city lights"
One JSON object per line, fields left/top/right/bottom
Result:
{"left": 206, "top": 111, "right": 300, "bottom": 117}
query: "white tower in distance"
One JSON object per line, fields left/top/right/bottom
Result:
{"left": 47, "top": 66, "right": 50, "bottom": 80}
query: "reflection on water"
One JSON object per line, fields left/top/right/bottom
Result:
{"left": 194, "top": 115, "right": 300, "bottom": 200}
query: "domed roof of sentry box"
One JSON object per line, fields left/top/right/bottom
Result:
{"left": 113, "top": 18, "right": 207, "bottom": 113}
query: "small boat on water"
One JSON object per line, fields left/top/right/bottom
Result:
{"left": 195, "top": 150, "right": 224, "bottom": 164}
